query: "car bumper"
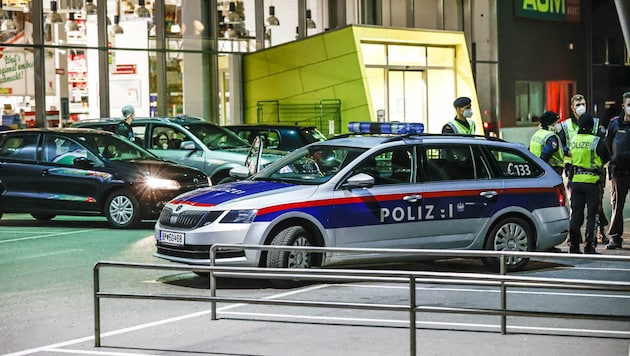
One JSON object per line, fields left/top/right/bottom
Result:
{"left": 533, "top": 206, "right": 570, "bottom": 250}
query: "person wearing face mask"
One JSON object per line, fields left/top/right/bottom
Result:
{"left": 557, "top": 94, "right": 609, "bottom": 245}
{"left": 529, "top": 111, "right": 564, "bottom": 175}
{"left": 442, "top": 96, "right": 476, "bottom": 135}
{"left": 604, "top": 91, "right": 630, "bottom": 250}
{"left": 567, "top": 113, "right": 610, "bottom": 254}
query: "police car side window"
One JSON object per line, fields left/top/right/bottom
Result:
{"left": 487, "top": 147, "right": 544, "bottom": 178}
{"left": 353, "top": 147, "right": 415, "bottom": 185}
{"left": 422, "top": 145, "right": 476, "bottom": 181}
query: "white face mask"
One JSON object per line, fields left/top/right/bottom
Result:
{"left": 463, "top": 109, "right": 473, "bottom": 118}
{"left": 625, "top": 106, "right": 630, "bottom": 115}
{"left": 575, "top": 105, "right": 586, "bottom": 117}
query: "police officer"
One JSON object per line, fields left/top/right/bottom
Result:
{"left": 529, "top": 111, "right": 564, "bottom": 175}
{"left": 442, "top": 96, "right": 476, "bottom": 135}
{"left": 117, "top": 104, "right": 135, "bottom": 142}
{"left": 558, "top": 94, "right": 609, "bottom": 244}
{"left": 567, "top": 113, "right": 610, "bottom": 254}
{"left": 604, "top": 91, "right": 630, "bottom": 250}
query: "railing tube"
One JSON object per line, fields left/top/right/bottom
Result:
{"left": 94, "top": 263, "right": 101, "bottom": 347}
{"left": 409, "top": 275, "right": 416, "bottom": 356}
{"left": 500, "top": 255, "right": 507, "bottom": 335}
{"left": 210, "top": 246, "right": 217, "bottom": 320}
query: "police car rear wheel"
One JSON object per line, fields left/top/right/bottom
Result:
{"left": 267, "top": 226, "right": 313, "bottom": 288}
{"left": 481, "top": 217, "right": 533, "bottom": 272}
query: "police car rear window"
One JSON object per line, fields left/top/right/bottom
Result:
{"left": 486, "top": 147, "right": 543, "bottom": 178}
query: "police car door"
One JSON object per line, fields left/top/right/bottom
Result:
{"left": 419, "top": 144, "right": 499, "bottom": 249}
{"left": 333, "top": 145, "right": 424, "bottom": 250}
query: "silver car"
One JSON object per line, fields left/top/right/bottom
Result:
{"left": 154, "top": 123, "right": 569, "bottom": 275}
{"left": 74, "top": 116, "right": 285, "bottom": 184}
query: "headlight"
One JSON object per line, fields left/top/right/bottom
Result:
{"left": 220, "top": 209, "right": 257, "bottom": 223}
{"left": 146, "top": 177, "right": 181, "bottom": 190}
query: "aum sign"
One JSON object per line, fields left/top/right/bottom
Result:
{"left": 515, "top": 0, "right": 581, "bottom": 22}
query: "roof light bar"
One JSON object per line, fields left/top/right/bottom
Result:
{"left": 347, "top": 122, "right": 424, "bottom": 135}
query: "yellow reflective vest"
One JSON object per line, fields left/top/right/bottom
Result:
{"left": 569, "top": 134, "right": 603, "bottom": 184}
{"left": 529, "top": 129, "right": 564, "bottom": 168}
{"left": 447, "top": 118, "right": 476, "bottom": 135}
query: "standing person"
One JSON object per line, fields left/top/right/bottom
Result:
{"left": 117, "top": 105, "right": 135, "bottom": 142}
{"left": 558, "top": 94, "right": 608, "bottom": 243}
{"left": 567, "top": 113, "right": 610, "bottom": 254}
{"left": 605, "top": 91, "right": 630, "bottom": 250}
{"left": 442, "top": 96, "right": 476, "bottom": 135}
{"left": 529, "top": 111, "right": 564, "bottom": 175}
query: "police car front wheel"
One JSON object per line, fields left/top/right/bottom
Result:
{"left": 481, "top": 216, "right": 533, "bottom": 272}
{"left": 266, "top": 226, "right": 315, "bottom": 288}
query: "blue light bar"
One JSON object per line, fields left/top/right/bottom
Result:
{"left": 347, "top": 122, "right": 425, "bottom": 135}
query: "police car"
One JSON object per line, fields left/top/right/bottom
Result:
{"left": 154, "top": 122, "right": 569, "bottom": 274}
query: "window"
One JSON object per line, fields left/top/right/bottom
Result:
{"left": 515, "top": 81, "right": 544, "bottom": 123}
{"left": 421, "top": 145, "right": 484, "bottom": 181}
{"left": 353, "top": 146, "right": 415, "bottom": 185}
{"left": 486, "top": 147, "right": 544, "bottom": 179}
{"left": 0, "top": 134, "right": 38, "bottom": 161}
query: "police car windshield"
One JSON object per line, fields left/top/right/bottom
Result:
{"left": 255, "top": 145, "right": 366, "bottom": 184}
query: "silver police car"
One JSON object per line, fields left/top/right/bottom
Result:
{"left": 154, "top": 122, "right": 569, "bottom": 273}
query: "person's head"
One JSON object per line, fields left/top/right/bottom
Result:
{"left": 453, "top": 96, "right": 473, "bottom": 120}
{"left": 539, "top": 111, "right": 559, "bottom": 129}
{"left": 121, "top": 105, "right": 135, "bottom": 123}
{"left": 578, "top": 112, "right": 594, "bottom": 134}
{"left": 622, "top": 91, "right": 630, "bottom": 120}
{"left": 571, "top": 94, "right": 587, "bottom": 118}
{"left": 157, "top": 133, "right": 169, "bottom": 149}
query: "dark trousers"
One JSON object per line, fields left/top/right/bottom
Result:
{"left": 608, "top": 173, "right": 630, "bottom": 243}
{"left": 569, "top": 182, "right": 600, "bottom": 247}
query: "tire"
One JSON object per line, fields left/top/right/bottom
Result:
{"left": 105, "top": 190, "right": 141, "bottom": 228}
{"left": 481, "top": 217, "right": 533, "bottom": 272}
{"left": 31, "top": 213, "right": 56, "bottom": 221}
{"left": 266, "top": 226, "right": 314, "bottom": 288}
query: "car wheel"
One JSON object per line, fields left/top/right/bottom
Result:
{"left": 481, "top": 217, "right": 533, "bottom": 273}
{"left": 31, "top": 213, "right": 56, "bottom": 221}
{"left": 266, "top": 226, "right": 313, "bottom": 288}
{"left": 105, "top": 190, "right": 141, "bottom": 228}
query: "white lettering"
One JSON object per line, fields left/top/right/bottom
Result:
{"left": 380, "top": 208, "right": 390, "bottom": 223}
{"left": 392, "top": 207, "right": 405, "bottom": 222}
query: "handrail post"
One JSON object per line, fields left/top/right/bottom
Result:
{"left": 499, "top": 254, "right": 507, "bottom": 335}
{"left": 210, "top": 246, "right": 217, "bottom": 320}
{"left": 409, "top": 275, "right": 416, "bottom": 356}
{"left": 93, "top": 263, "right": 101, "bottom": 347}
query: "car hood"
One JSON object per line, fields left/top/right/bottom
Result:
{"left": 107, "top": 159, "right": 208, "bottom": 181}
{"left": 170, "top": 180, "right": 317, "bottom": 208}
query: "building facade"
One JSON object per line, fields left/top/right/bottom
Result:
{"left": 0, "top": 0, "right": 627, "bottom": 142}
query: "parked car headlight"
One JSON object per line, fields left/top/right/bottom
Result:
{"left": 146, "top": 177, "right": 181, "bottom": 190}
{"left": 220, "top": 209, "right": 257, "bottom": 223}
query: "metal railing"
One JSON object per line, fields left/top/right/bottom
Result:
{"left": 94, "top": 246, "right": 630, "bottom": 355}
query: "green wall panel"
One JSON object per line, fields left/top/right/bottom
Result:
{"left": 300, "top": 54, "right": 363, "bottom": 92}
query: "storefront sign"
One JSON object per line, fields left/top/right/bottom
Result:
{"left": 515, "top": 0, "right": 581, "bottom": 22}
{"left": 113, "top": 64, "right": 137, "bottom": 75}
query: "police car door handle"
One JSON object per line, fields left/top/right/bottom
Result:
{"left": 480, "top": 191, "right": 498, "bottom": 199}
{"left": 403, "top": 194, "right": 422, "bottom": 203}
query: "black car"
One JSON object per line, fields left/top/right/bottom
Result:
{"left": 225, "top": 124, "right": 327, "bottom": 151}
{"left": 0, "top": 128, "right": 210, "bottom": 228}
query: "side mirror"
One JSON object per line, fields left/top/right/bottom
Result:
{"left": 229, "top": 165, "right": 250, "bottom": 179}
{"left": 73, "top": 157, "right": 95, "bottom": 169}
{"left": 342, "top": 173, "right": 374, "bottom": 189}
{"left": 180, "top": 141, "right": 196, "bottom": 150}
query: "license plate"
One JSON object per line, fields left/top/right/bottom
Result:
{"left": 159, "top": 230, "right": 185, "bottom": 246}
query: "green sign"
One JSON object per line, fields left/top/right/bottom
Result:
{"left": 515, "top": 0, "right": 581, "bottom": 22}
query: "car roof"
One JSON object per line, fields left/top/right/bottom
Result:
{"left": 225, "top": 124, "right": 318, "bottom": 130}
{"left": 76, "top": 115, "right": 214, "bottom": 126}
{"left": 318, "top": 133, "right": 514, "bottom": 149}
{"left": 2, "top": 127, "right": 115, "bottom": 135}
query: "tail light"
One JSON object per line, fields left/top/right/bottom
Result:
{"left": 554, "top": 183, "right": 567, "bottom": 206}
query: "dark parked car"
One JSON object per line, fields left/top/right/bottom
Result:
{"left": 225, "top": 124, "right": 327, "bottom": 151}
{"left": 0, "top": 128, "right": 210, "bottom": 228}
{"left": 74, "top": 116, "right": 285, "bottom": 184}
